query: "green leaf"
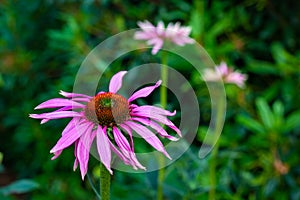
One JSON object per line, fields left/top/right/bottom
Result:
{"left": 0, "top": 179, "right": 39, "bottom": 195}
{"left": 272, "top": 101, "right": 284, "bottom": 129}
{"left": 256, "top": 98, "right": 274, "bottom": 130}
{"left": 245, "top": 58, "right": 279, "bottom": 75}
{"left": 189, "top": 1, "right": 204, "bottom": 40}
{"left": 0, "top": 152, "right": 3, "bottom": 164}
{"left": 284, "top": 111, "right": 300, "bottom": 133}
{"left": 237, "top": 115, "right": 265, "bottom": 134}
{"left": 0, "top": 73, "right": 4, "bottom": 87}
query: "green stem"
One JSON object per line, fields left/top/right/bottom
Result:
{"left": 160, "top": 53, "right": 168, "bottom": 109}
{"left": 100, "top": 163, "right": 111, "bottom": 200}
{"left": 208, "top": 142, "right": 219, "bottom": 200}
{"left": 208, "top": 95, "right": 225, "bottom": 200}
{"left": 157, "top": 51, "right": 168, "bottom": 200}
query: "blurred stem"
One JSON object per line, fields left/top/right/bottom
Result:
{"left": 160, "top": 51, "right": 168, "bottom": 109}
{"left": 209, "top": 142, "right": 219, "bottom": 200}
{"left": 208, "top": 93, "right": 225, "bottom": 200}
{"left": 100, "top": 163, "right": 110, "bottom": 200}
{"left": 157, "top": 51, "right": 168, "bottom": 200}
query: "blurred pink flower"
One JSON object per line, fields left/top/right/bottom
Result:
{"left": 203, "top": 62, "right": 247, "bottom": 88}
{"left": 134, "top": 20, "right": 194, "bottom": 55}
{"left": 30, "top": 71, "right": 181, "bottom": 179}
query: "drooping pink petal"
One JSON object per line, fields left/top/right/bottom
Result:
{"left": 107, "top": 139, "right": 130, "bottom": 166}
{"left": 150, "top": 39, "right": 164, "bottom": 55}
{"left": 131, "top": 117, "right": 179, "bottom": 141}
{"left": 109, "top": 71, "right": 127, "bottom": 93}
{"left": 50, "top": 121, "right": 92, "bottom": 153}
{"left": 225, "top": 72, "right": 247, "bottom": 88}
{"left": 73, "top": 159, "right": 79, "bottom": 172}
{"left": 69, "top": 97, "right": 91, "bottom": 103}
{"left": 128, "top": 80, "right": 162, "bottom": 102}
{"left": 113, "top": 127, "right": 131, "bottom": 152}
{"left": 73, "top": 140, "right": 79, "bottom": 171}
{"left": 131, "top": 111, "right": 182, "bottom": 137}
{"left": 125, "top": 121, "right": 171, "bottom": 159}
{"left": 119, "top": 124, "right": 134, "bottom": 151}
{"left": 76, "top": 141, "right": 87, "bottom": 179}
{"left": 29, "top": 111, "right": 82, "bottom": 120}
{"left": 59, "top": 90, "right": 92, "bottom": 99}
{"left": 39, "top": 106, "right": 73, "bottom": 124}
{"left": 34, "top": 98, "right": 85, "bottom": 110}
{"left": 132, "top": 105, "right": 176, "bottom": 116}
{"left": 112, "top": 127, "right": 145, "bottom": 170}
{"left": 77, "top": 125, "right": 96, "bottom": 180}
{"left": 41, "top": 119, "right": 50, "bottom": 124}
{"left": 96, "top": 126, "right": 113, "bottom": 174}
{"left": 51, "top": 150, "right": 62, "bottom": 160}
{"left": 62, "top": 117, "right": 80, "bottom": 135}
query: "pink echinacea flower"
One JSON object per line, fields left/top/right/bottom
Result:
{"left": 134, "top": 20, "right": 194, "bottom": 55}
{"left": 30, "top": 71, "right": 181, "bottom": 179}
{"left": 203, "top": 62, "right": 247, "bottom": 88}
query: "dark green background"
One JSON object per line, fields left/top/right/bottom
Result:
{"left": 0, "top": 0, "right": 300, "bottom": 199}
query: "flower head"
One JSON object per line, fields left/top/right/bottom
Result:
{"left": 30, "top": 71, "right": 181, "bottom": 179}
{"left": 203, "top": 62, "right": 247, "bottom": 88}
{"left": 134, "top": 20, "right": 194, "bottom": 55}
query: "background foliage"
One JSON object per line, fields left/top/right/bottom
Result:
{"left": 0, "top": 0, "right": 300, "bottom": 199}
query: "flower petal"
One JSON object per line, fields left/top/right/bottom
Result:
{"left": 137, "top": 20, "right": 155, "bottom": 31}
{"left": 132, "top": 105, "right": 176, "bottom": 116}
{"left": 39, "top": 106, "right": 73, "bottom": 124}
{"left": 125, "top": 121, "right": 171, "bottom": 159}
{"left": 131, "top": 111, "right": 182, "bottom": 137}
{"left": 131, "top": 117, "right": 179, "bottom": 141}
{"left": 217, "top": 61, "right": 229, "bottom": 76}
{"left": 69, "top": 97, "right": 91, "bottom": 103}
{"left": 50, "top": 121, "right": 91, "bottom": 153}
{"left": 29, "top": 111, "right": 82, "bottom": 120}
{"left": 119, "top": 124, "right": 134, "bottom": 151}
{"left": 59, "top": 90, "right": 92, "bottom": 99}
{"left": 113, "top": 127, "right": 146, "bottom": 170}
{"left": 107, "top": 139, "right": 130, "bottom": 165}
{"left": 225, "top": 72, "right": 247, "bottom": 88}
{"left": 134, "top": 32, "right": 152, "bottom": 40}
{"left": 128, "top": 80, "right": 162, "bottom": 102}
{"left": 77, "top": 125, "right": 96, "bottom": 180}
{"left": 73, "top": 140, "right": 79, "bottom": 171}
{"left": 156, "top": 21, "right": 165, "bottom": 36}
{"left": 62, "top": 117, "right": 80, "bottom": 135}
{"left": 109, "top": 71, "right": 127, "bottom": 93}
{"left": 96, "top": 126, "right": 113, "bottom": 174}
{"left": 113, "top": 127, "right": 131, "bottom": 152}
{"left": 151, "top": 39, "right": 163, "bottom": 55}
{"left": 51, "top": 150, "right": 62, "bottom": 160}
{"left": 35, "top": 98, "right": 85, "bottom": 110}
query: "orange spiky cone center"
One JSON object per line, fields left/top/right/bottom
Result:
{"left": 84, "top": 92, "right": 130, "bottom": 127}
